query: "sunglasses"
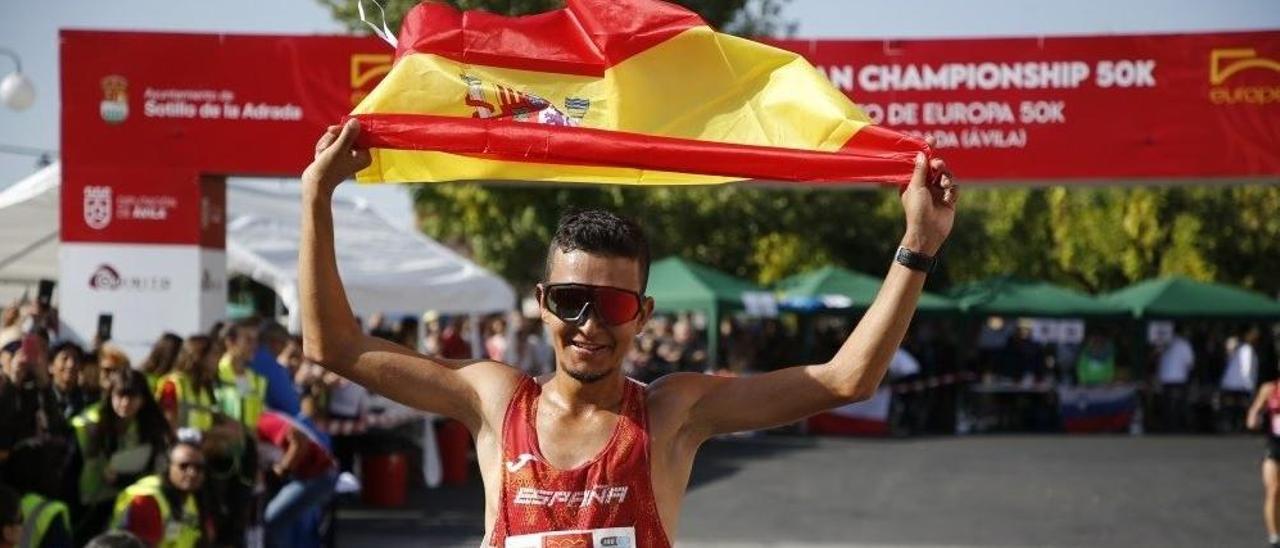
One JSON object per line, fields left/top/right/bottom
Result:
{"left": 542, "top": 283, "right": 644, "bottom": 327}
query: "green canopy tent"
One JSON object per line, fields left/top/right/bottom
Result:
{"left": 646, "top": 256, "right": 768, "bottom": 367}
{"left": 1101, "top": 276, "right": 1280, "bottom": 319}
{"left": 948, "top": 276, "right": 1129, "bottom": 383}
{"left": 946, "top": 276, "right": 1124, "bottom": 318}
{"left": 775, "top": 265, "right": 956, "bottom": 313}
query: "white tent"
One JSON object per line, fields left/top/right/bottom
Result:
{"left": 226, "top": 181, "right": 515, "bottom": 330}
{"left": 0, "top": 164, "right": 516, "bottom": 327}
{"left": 0, "top": 163, "right": 60, "bottom": 304}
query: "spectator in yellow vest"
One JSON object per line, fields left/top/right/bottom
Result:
{"left": 4, "top": 437, "right": 72, "bottom": 548}
{"left": 111, "top": 442, "right": 207, "bottom": 548}
{"left": 71, "top": 369, "right": 173, "bottom": 541}
{"left": 155, "top": 336, "right": 218, "bottom": 433}
{"left": 215, "top": 323, "right": 267, "bottom": 431}
{"left": 137, "top": 334, "right": 182, "bottom": 395}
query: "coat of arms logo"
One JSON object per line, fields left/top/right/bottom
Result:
{"left": 83, "top": 186, "right": 113, "bottom": 230}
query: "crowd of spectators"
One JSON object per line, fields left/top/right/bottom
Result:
{"left": 1, "top": 289, "right": 1274, "bottom": 547}
{"left": 0, "top": 299, "right": 343, "bottom": 547}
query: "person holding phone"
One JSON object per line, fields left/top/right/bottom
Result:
{"left": 0, "top": 330, "right": 68, "bottom": 459}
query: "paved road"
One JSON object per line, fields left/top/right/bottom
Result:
{"left": 336, "top": 434, "right": 1260, "bottom": 547}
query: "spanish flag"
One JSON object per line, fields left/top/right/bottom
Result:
{"left": 351, "top": 0, "right": 926, "bottom": 186}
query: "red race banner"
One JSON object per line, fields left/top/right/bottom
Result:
{"left": 60, "top": 31, "right": 391, "bottom": 176}
{"left": 60, "top": 30, "right": 1278, "bottom": 185}
{"left": 771, "top": 31, "right": 1280, "bottom": 182}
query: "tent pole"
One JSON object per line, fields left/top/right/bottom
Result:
{"left": 470, "top": 313, "right": 483, "bottom": 359}
{"left": 707, "top": 308, "right": 720, "bottom": 372}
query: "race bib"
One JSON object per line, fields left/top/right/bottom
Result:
{"left": 505, "top": 526, "right": 636, "bottom": 548}
{"left": 1270, "top": 414, "right": 1280, "bottom": 437}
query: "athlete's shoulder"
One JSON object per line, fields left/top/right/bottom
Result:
{"left": 454, "top": 361, "right": 530, "bottom": 433}
{"left": 643, "top": 372, "right": 722, "bottom": 409}
{"left": 459, "top": 360, "right": 528, "bottom": 392}
{"left": 646, "top": 371, "right": 722, "bottom": 392}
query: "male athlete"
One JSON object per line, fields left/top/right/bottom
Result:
{"left": 300, "top": 119, "right": 957, "bottom": 546}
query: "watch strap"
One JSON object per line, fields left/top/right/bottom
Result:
{"left": 895, "top": 246, "right": 936, "bottom": 274}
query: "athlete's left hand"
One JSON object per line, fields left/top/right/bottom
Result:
{"left": 302, "top": 119, "right": 373, "bottom": 199}
{"left": 899, "top": 136, "right": 957, "bottom": 256}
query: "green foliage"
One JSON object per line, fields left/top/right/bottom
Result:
{"left": 948, "top": 185, "right": 1280, "bottom": 297}
{"left": 413, "top": 183, "right": 896, "bottom": 292}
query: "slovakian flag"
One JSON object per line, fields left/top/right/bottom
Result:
{"left": 1057, "top": 386, "right": 1138, "bottom": 434}
{"left": 349, "top": 0, "right": 928, "bottom": 186}
{"left": 806, "top": 388, "right": 892, "bottom": 437}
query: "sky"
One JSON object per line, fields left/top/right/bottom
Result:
{"left": 0, "top": 0, "right": 1277, "bottom": 224}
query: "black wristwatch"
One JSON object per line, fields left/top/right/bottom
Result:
{"left": 895, "top": 246, "right": 937, "bottom": 274}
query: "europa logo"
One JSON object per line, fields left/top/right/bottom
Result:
{"left": 1208, "top": 48, "right": 1280, "bottom": 105}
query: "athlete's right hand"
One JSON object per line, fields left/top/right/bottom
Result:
{"left": 302, "top": 119, "right": 372, "bottom": 198}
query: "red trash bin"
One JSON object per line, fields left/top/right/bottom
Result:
{"left": 437, "top": 419, "right": 471, "bottom": 486}
{"left": 361, "top": 451, "right": 407, "bottom": 507}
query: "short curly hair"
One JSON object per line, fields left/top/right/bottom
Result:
{"left": 545, "top": 209, "right": 651, "bottom": 292}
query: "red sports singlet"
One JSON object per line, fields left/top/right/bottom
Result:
{"left": 490, "top": 375, "right": 671, "bottom": 547}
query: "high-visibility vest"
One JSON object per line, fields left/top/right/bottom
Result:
{"left": 72, "top": 403, "right": 149, "bottom": 505}
{"left": 1077, "top": 352, "right": 1116, "bottom": 385}
{"left": 110, "top": 475, "right": 201, "bottom": 548}
{"left": 215, "top": 355, "right": 267, "bottom": 430}
{"left": 145, "top": 372, "right": 161, "bottom": 394}
{"left": 159, "top": 372, "right": 216, "bottom": 431}
{"left": 19, "top": 493, "right": 70, "bottom": 548}
{"left": 71, "top": 403, "right": 107, "bottom": 505}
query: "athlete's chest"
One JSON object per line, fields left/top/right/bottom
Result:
{"left": 535, "top": 403, "right": 623, "bottom": 470}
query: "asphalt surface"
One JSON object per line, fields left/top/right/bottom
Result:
{"left": 336, "top": 434, "right": 1260, "bottom": 547}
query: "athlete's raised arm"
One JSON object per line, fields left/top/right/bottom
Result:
{"left": 664, "top": 147, "right": 958, "bottom": 437}
{"left": 298, "top": 120, "right": 518, "bottom": 432}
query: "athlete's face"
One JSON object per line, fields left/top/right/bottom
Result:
{"left": 540, "top": 249, "right": 653, "bottom": 384}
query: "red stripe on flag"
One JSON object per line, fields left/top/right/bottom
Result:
{"left": 352, "top": 113, "right": 924, "bottom": 184}
{"left": 396, "top": 0, "right": 706, "bottom": 76}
